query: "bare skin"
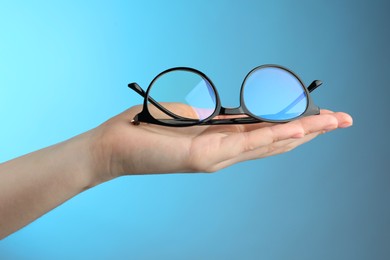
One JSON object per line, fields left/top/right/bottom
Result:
{"left": 0, "top": 105, "right": 353, "bottom": 239}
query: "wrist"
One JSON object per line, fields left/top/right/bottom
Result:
{"left": 87, "top": 129, "right": 118, "bottom": 187}
{"left": 63, "top": 129, "right": 117, "bottom": 191}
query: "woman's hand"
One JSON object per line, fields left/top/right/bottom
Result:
{"left": 92, "top": 105, "right": 353, "bottom": 180}
{"left": 0, "top": 103, "right": 352, "bottom": 239}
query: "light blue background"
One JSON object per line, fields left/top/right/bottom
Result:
{"left": 1, "top": 0, "right": 389, "bottom": 259}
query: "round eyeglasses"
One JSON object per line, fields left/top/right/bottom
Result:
{"left": 128, "top": 64, "right": 322, "bottom": 127}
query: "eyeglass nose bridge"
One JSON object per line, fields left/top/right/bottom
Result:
{"left": 220, "top": 106, "right": 246, "bottom": 115}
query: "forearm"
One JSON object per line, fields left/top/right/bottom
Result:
{"left": 0, "top": 130, "right": 109, "bottom": 239}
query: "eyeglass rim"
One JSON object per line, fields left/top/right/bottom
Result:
{"left": 239, "top": 64, "right": 311, "bottom": 121}
{"left": 143, "top": 66, "right": 222, "bottom": 126}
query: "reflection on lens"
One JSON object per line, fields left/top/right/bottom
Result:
{"left": 147, "top": 69, "right": 217, "bottom": 122}
{"left": 243, "top": 67, "right": 308, "bottom": 120}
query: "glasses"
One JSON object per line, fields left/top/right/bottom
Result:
{"left": 128, "top": 64, "right": 322, "bottom": 127}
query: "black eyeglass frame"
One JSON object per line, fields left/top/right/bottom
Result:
{"left": 128, "top": 64, "right": 322, "bottom": 127}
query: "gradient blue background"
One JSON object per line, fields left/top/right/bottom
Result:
{"left": 1, "top": 1, "right": 389, "bottom": 259}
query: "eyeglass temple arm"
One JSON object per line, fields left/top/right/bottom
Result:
{"left": 128, "top": 82, "right": 146, "bottom": 97}
{"left": 128, "top": 83, "right": 183, "bottom": 120}
{"left": 308, "top": 80, "right": 322, "bottom": 93}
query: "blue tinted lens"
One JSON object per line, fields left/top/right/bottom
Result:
{"left": 148, "top": 70, "right": 217, "bottom": 121}
{"left": 243, "top": 67, "right": 308, "bottom": 120}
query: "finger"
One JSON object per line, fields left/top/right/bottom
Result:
{"left": 320, "top": 109, "right": 334, "bottom": 114}
{"left": 189, "top": 121, "right": 304, "bottom": 172}
{"left": 210, "top": 131, "right": 323, "bottom": 172}
{"left": 237, "top": 122, "right": 307, "bottom": 152}
{"left": 261, "top": 132, "right": 321, "bottom": 158}
{"left": 201, "top": 122, "right": 274, "bottom": 136}
{"left": 230, "top": 108, "right": 335, "bottom": 133}
{"left": 320, "top": 110, "right": 353, "bottom": 128}
{"left": 288, "top": 113, "right": 340, "bottom": 136}
{"left": 239, "top": 112, "right": 343, "bottom": 152}
{"left": 330, "top": 112, "right": 353, "bottom": 128}
{"left": 208, "top": 111, "right": 353, "bottom": 171}
{"left": 200, "top": 122, "right": 305, "bottom": 169}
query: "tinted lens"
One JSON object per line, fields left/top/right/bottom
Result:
{"left": 243, "top": 67, "right": 308, "bottom": 120}
{"left": 147, "top": 69, "right": 217, "bottom": 121}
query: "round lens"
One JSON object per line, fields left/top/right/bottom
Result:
{"left": 242, "top": 67, "right": 308, "bottom": 121}
{"left": 147, "top": 69, "right": 217, "bottom": 122}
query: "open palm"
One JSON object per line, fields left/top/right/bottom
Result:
{"left": 95, "top": 105, "right": 352, "bottom": 177}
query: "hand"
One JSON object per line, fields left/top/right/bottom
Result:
{"left": 0, "top": 103, "right": 353, "bottom": 239}
{"left": 92, "top": 105, "right": 353, "bottom": 179}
